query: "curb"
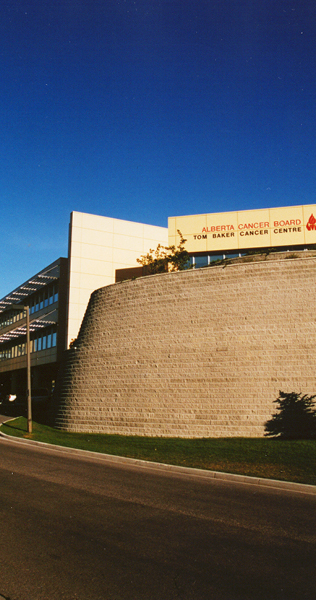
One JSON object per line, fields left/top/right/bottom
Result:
{"left": 1, "top": 426, "right": 315, "bottom": 496}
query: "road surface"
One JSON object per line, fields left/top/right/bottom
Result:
{"left": 0, "top": 434, "right": 315, "bottom": 600}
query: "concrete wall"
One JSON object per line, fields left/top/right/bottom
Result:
{"left": 53, "top": 251, "right": 316, "bottom": 437}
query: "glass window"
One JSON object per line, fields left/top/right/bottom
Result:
{"left": 17, "top": 343, "right": 25, "bottom": 356}
{"left": 209, "top": 254, "right": 224, "bottom": 263}
{"left": 52, "top": 331, "right": 57, "bottom": 347}
{"left": 38, "top": 337, "right": 42, "bottom": 351}
{"left": 42, "top": 335, "right": 46, "bottom": 350}
{"left": 47, "top": 333, "right": 52, "bottom": 348}
{"left": 194, "top": 256, "right": 209, "bottom": 268}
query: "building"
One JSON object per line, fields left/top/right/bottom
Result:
{"left": 169, "top": 203, "right": 316, "bottom": 266}
{"left": 0, "top": 257, "right": 68, "bottom": 400}
{"left": 1, "top": 203, "right": 315, "bottom": 402}
{"left": 0, "top": 212, "right": 168, "bottom": 398}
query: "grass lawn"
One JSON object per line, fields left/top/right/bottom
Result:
{"left": 1, "top": 416, "right": 315, "bottom": 486}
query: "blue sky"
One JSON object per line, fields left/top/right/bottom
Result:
{"left": 1, "top": 0, "right": 315, "bottom": 297}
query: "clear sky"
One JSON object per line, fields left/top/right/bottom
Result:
{"left": 1, "top": 0, "right": 315, "bottom": 297}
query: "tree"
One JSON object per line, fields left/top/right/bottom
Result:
{"left": 264, "top": 391, "right": 316, "bottom": 439}
{"left": 137, "top": 230, "right": 190, "bottom": 274}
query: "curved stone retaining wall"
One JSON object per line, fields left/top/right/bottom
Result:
{"left": 53, "top": 251, "right": 316, "bottom": 437}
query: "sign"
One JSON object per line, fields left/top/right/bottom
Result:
{"left": 168, "top": 205, "right": 316, "bottom": 253}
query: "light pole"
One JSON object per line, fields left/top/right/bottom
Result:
{"left": 25, "top": 306, "right": 32, "bottom": 433}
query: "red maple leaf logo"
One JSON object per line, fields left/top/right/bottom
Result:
{"left": 306, "top": 214, "right": 316, "bottom": 231}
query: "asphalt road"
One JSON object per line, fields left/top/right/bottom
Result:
{"left": 0, "top": 435, "right": 315, "bottom": 600}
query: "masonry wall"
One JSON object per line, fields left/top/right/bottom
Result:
{"left": 52, "top": 251, "right": 316, "bottom": 437}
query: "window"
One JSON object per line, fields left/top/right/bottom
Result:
{"left": 209, "top": 254, "right": 224, "bottom": 263}
{"left": 194, "top": 256, "right": 209, "bottom": 268}
{"left": 18, "top": 343, "right": 25, "bottom": 356}
{"left": 191, "top": 254, "right": 223, "bottom": 268}
{"left": 0, "top": 348, "right": 11, "bottom": 360}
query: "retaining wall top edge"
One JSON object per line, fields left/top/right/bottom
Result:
{"left": 90, "top": 250, "right": 316, "bottom": 298}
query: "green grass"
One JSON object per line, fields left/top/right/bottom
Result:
{"left": 1, "top": 417, "right": 316, "bottom": 486}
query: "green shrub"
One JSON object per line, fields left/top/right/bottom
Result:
{"left": 137, "top": 230, "right": 190, "bottom": 273}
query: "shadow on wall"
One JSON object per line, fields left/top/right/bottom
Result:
{"left": 265, "top": 391, "right": 316, "bottom": 439}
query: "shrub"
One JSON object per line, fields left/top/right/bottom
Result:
{"left": 264, "top": 391, "right": 316, "bottom": 439}
{"left": 137, "top": 230, "right": 190, "bottom": 274}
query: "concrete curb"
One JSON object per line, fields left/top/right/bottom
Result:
{"left": 1, "top": 425, "right": 315, "bottom": 496}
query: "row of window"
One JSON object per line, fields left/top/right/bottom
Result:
{"left": 0, "top": 327, "right": 57, "bottom": 361}
{"left": 0, "top": 308, "right": 26, "bottom": 330}
{"left": 190, "top": 253, "right": 242, "bottom": 268}
{"left": 189, "top": 248, "right": 311, "bottom": 269}
{"left": 189, "top": 247, "right": 312, "bottom": 269}
{"left": 0, "top": 284, "right": 59, "bottom": 330}
{"left": 29, "top": 284, "right": 59, "bottom": 314}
